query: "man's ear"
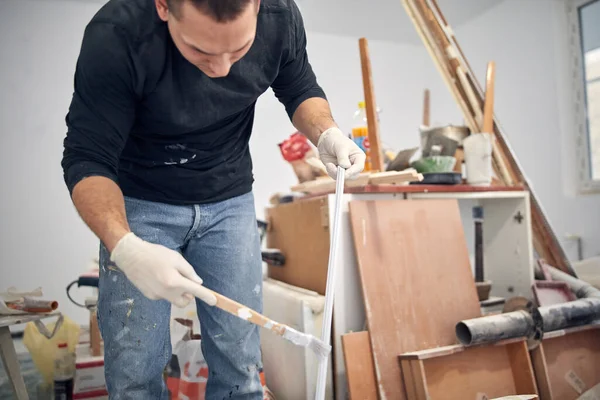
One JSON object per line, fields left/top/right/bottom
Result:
{"left": 255, "top": 0, "right": 261, "bottom": 14}
{"left": 155, "top": 0, "right": 169, "bottom": 21}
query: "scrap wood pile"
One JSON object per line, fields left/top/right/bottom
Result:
{"left": 342, "top": 198, "right": 600, "bottom": 400}
{"left": 398, "top": 0, "right": 574, "bottom": 276}
{"left": 290, "top": 168, "right": 423, "bottom": 194}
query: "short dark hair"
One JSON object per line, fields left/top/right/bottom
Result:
{"left": 167, "top": 0, "right": 255, "bottom": 22}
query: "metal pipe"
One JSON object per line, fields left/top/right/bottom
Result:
{"left": 533, "top": 298, "right": 600, "bottom": 332}
{"left": 545, "top": 265, "right": 600, "bottom": 299}
{"left": 455, "top": 310, "right": 538, "bottom": 346}
{"left": 456, "top": 266, "right": 600, "bottom": 346}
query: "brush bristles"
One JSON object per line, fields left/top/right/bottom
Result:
{"left": 308, "top": 337, "right": 332, "bottom": 359}
{"left": 281, "top": 327, "right": 331, "bottom": 359}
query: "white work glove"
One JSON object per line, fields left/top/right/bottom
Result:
{"left": 317, "top": 127, "right": 366, "bottom": 180}
{"left": 110, "top": 232, "right": 217, "bottom": 308}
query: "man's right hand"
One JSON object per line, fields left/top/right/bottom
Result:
{"left": 109, "top": 232, "right": 217, "bottom": 308}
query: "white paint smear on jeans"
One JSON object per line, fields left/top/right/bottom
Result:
{"left": 115, "top": 326, "right": 130, "bottom": 341}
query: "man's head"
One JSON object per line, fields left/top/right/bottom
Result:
{"left": 156, "top": 0, "right": 259, "bottom": 78}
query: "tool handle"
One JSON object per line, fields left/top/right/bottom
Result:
{"left": 209, "top": 289, "right": 286, "bottom": 336}
{"left": 483, "top": 61, "right": 495, "bottom": 133}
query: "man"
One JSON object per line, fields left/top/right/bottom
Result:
{"left": 62, "top": 0, "right": 365, "bottom": 398}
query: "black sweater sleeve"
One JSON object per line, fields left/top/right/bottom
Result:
{"left": 61, "top": 22, "right": 138, "bottom": 194}
{"left": 270, "top": 1, "right": 327, "bottom": 120}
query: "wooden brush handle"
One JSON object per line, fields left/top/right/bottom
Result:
{"left": 483, "top": 61, "right": 495, "bottom": 133}
{"left": 208, "top": 289, "right": 286, "bottom": 336}
{"left": 423, "top": 89, "right": 430, "bottom": 126}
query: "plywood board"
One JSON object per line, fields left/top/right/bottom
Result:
{"left": 532, "top": 327, "right": 600, "bottom": 399}
{"left": 266, "top": 197, "right": 330, "bottom": 294}
{"left": 341, "top": 331, "right": 378, "bottom": 400}
{"left": 349, "top": 199, "right": 481, "bottom": 399}
{"left": 400, "top": 340, "right": 537, "bottom": 399}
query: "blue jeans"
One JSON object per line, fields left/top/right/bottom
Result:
{"left": 97, "top": 191, "right": 264, "bottom": 399}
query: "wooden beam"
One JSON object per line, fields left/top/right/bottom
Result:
{"left": 358, "top": 38, "right": 385, "bottom": 172}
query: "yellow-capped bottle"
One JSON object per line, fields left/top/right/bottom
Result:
{"left": 351, "top": 101, "right": 371, "bottom": 171}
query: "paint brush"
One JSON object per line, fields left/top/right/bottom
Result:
{"left": 199, "top": 287, "right": 331, "bottom": 359}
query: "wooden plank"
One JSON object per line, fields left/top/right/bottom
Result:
{"left": 530, "top": 345, "right": 554, "bottom": 400}
{"left": 399, "top": 0, "right": 479, "bottom": 134}
{"left": 341, "top": 332, "right": 378, "bottom": 400}
{"left": 538, "top": 328, "right": 600, "bottom": 399}
{"left": 266, "top": 197, "right": 330, "bottom": 294}
{"left": 399, "top": 337, "right": 528, "bottom": 360}
{"left": 290, "top": 170, "right": 419, "bottom": 193}
{"left": 483, "top": 61, "right": 496, "bottom": 134}
{"left": 358, "top": 38, "right": 384, "bottom": 172}
{"left": 368, "top": 169, "right": 423, "bottom": 185}
{"left": 349, "top": 199, "right": 481, "bottom": 399}
{"left": 507, "top": 340, "right": 538, "bottom": 394}
{"left": 401, "top": 359, "right": 418, "bottom": 400}
{"left": 412, "top": 360, "right": 429, "bottom": 400}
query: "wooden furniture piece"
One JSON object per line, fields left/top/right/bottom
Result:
{"left": 341, "top": 331, "right": 377, "bottom": 399}
{"left": 265, "top": 186, "right": 534, "bottom": 400}
{"left": 399, "top": 338, "right": 538, "bottom": 400}
{"left": 348, "top": 199, "right": 482, "bottom": 399}
{"left": 530, "top": 323, "right": 600, "bottom": 399}
{"left": 0, "top": 313, "right": 59, "bottom": 400}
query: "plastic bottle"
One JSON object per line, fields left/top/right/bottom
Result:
{"left": 53, "top": 342, "right": 75, "bottom": 400}
{"left": 351, "top": 101, "right": 381, "bottom": 172}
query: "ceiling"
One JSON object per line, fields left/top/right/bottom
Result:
{"left": 298, "top": 0, "right": 505, "bottom": 44}
{"left": 52, "top": 0, "right": 505, "bottom": 45}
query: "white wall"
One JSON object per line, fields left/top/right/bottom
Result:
{"left": 1, "top": 0, "right": 598, "bottom": 328}
{"left": 0, "top": 0, "right": 106, "bottom": 327}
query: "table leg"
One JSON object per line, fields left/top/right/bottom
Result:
{"left": 0, "top": 326, "right": 29, "bottom": 400}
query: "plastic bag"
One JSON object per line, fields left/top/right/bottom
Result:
{"left": 166, "top": 318, "right": 275, "bottom": 400}
{"left": 22, "top": 314, "right": 81, "bottom": 384}
{"left": 278, "top": 132, "right": 327, "bottom": 183}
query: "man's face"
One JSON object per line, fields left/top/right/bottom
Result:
{"left": 156, "top": 0, "right": 259, "bottom": 78}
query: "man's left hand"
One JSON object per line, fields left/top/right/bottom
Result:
{"left": 317, "top": 127, "right": 366, "bottom": 180}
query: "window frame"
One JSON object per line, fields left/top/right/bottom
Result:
{"left": 567, "top": 0, "right": 600, "bottom": 193}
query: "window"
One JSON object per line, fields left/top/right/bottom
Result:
{"left": 569, "top": 0, "right": 600, "bottom": 191}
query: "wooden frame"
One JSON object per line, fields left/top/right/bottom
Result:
{"left": 530, "top": 323, "right": 600, "bottom": 399}
{"left": 399, "top": 338, "right": 538, "bottom": 400}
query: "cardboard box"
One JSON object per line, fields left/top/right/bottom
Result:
{"left": 74, "top": 344, "right": 107, "bottom": 398}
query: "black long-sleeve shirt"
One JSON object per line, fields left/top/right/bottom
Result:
{"left": 62, "top": 0, "right": 326, "bottom": 205}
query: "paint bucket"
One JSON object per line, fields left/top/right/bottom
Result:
{"left": 463, "top": 133, "right": 493, "bottom": 186}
